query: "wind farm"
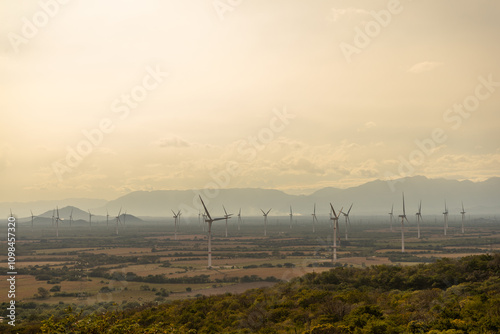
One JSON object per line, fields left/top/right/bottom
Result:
{"left": 1, "top": 182, "right": 500, "bottom": 333}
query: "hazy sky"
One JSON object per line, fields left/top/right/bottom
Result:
{"left": 1, "top": 0, "right": 500, "bottom": 202}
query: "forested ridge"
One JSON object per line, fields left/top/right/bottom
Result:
{"left": 3, "top": 254, "right": 500, "bottom": 333}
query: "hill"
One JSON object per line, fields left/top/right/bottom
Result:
{"left": 3, "top": 254, "right": 499, "bottom": 333}
{"left": 5, "top": 176, "right": 500, "bottom": 218}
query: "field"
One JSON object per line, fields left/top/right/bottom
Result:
{"left": 1, "top": 215, "right": 499, "bottom": 307}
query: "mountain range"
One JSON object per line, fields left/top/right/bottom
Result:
{"left": 4, "top": 176, "right": 500, "bottom": 218}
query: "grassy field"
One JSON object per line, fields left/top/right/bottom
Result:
{"left": 1, "top": 216, "right": 499, "bottom": 306}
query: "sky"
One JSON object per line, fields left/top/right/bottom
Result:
{"left": 1, "top": 0, "right": 500, "bottom": 202}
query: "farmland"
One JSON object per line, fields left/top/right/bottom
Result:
{"left": 1, "top": 215, "right": 499, "bottom": 310}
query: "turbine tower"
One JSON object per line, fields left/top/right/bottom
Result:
{"left": 415, "top": 200, "right": 423, "bottom": 239}
{"left": 329, "top": 204, "right": 343, "bottom": 262}
{"left": 171, "top": 210, "right": 180, "bottom": 240}
{"left": 460, "top": 202, "right": 466, "bottom": 234}
{"left": 222, "top": 205, "right": 233, "bottom": 237}
{"left": 289, "top": 206, "right": 293, "bottom": 230}
{"left": 398, "top": 193, "right": 409, "bottom": 253}
{"left": 312, "top": 204, "right": 318, "bottom": 233}
{"left": 237, "top": 208, "right": 242, "bottom": 231}
{"left": 388, "top": 204, "right": 394, "bottom": 232}
{"left": 443, "top": 201, "right": 449, "bottom": 236}
{"left": 342, "top": 203, "right": 353, "bottom": 240}
{"left": 260, "top": 208, "right": 272, "bottom": 236}
{"left": 199, "top": 195, "right": 227, "bottom": 268}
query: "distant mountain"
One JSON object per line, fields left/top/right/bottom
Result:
{"left": 100, "top": 176, "right": 500, "bottom": 217}
{"left": 4, "top": 176, "right": 500, "bottom": 219}
{"left": 3, "top": 198, "right": 106, "bottom": 218}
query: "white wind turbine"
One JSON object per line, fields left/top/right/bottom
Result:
{"left": 415, "top": 201, "right": 422, "bottom": 239}
{"left": 69, "top": 208, "right": 74, "bottom": 228}
{"left": 342, "top": 203, "right": 353, "bottom": 240}
{"left": 388, "top": 204, "right": 394, "bottom": 232}
{"left": 237, "top": 208, "right": 242, "bottom": 231}
{"left": 88, "top": 210, "right": 93, "bottom": 231}
{"left": 443, "top": 201, "right": 449, "bottom": 236}
{"left": 222, "top": 205, "right": 233, "bottom": 237}
{"left": 30, "top": 210, "right": 36, "bottom": 232}
{"left": 312, "top": 204, "right": 318, "bottom": 233}
{"left": 329, "top": 203, "right": 343, "bottom": 262}
{"left": 115, "top": 208, "right": 122, "bottom": 235}
{"left": 199, "top": 195, "right": 227, "bottom": 268}
{"left": 460, "top": 202, "right": 466, "bottom": 234}
{"left": 398, "top": 193, "right": 409, "bottom": 253}
{"left": 171, "top": 210, "right": 180, "bottom": 240}
{"left": 289, "top": 206, "right": 293, "bottom": 230}
{"left": 55, "top": 207, "right": 64, "bottom": 238}
{"left": 106, "top": 210, "right": 110, "bottom": 230}
{"left": 260, "top": 208, "right": 272, "bottom": 236}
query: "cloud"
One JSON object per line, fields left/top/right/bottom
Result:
{"left": 156, "top": 136, "right": 191, "bottom": 148}
{"left": 357, "top": 121, "right": 377, "bottom": 132}
{"left": 407, "top": 61, "right": 443, "bottom": 74}
{"left": 328, "top": 7, "right": 370, "bottom": 22}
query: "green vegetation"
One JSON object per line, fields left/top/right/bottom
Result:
{"left": 2, "top": 254, "right": 499, "bottom": 333}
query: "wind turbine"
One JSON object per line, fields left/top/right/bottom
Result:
{"left": 289, "top": 206, "right": 293, "bottom": 230}
{"left": 222, "top": 205, "right": 233, "bottom": 237}
{"left": 329, "top": 204, "right": 343, "bottom": 262}
{"left": 260, "top": 208, "right": 272, "bottom": 237}
{"left": 311, "top": 204, "right": 318, "bottom": 233}
{"left": 398, "top": 193, "right": 409, "bottom": 253}
{"left": 415, "top": 200, "right": 422, "bottom": 239}
{"left": 115, "top": 208, "right": 122, "bottom": 235}
{"left": 69, "top": 208, "right": 74, "bottom": 228}
{"left": 51, "top": 209, "right": 55, "bottom": 227}
{"left": 171, "top": 210, "right": 180, "bottom": 240}
{"left": 237, "top": 208, "right": 242, "bottom": 231}
{"left": 388, "top": 204, "right": 394, "bottom": 232}
{"left": 30, "top": 210, "right": 35, "bottom": 232}
{"left": 88, "top": 210, "right": 93, "bottom": 231}
{"left": 443, "top": 201, "right": 449, "bottom": 236}
{"left": 342, "top": 203, "right": 353, "bottom": 240}
{"left": 199, "top": 195, "right": 227, "bottom": 268}
{"left": 460, "top": 202, "right": 466, "bottom": 234}
{"left": 55, "top": 207, "right": 64, "bottom": 238}
{"left": 106, "top": 210, "right": 109, "bottom": 230}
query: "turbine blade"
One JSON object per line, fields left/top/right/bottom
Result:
{"left": 223, "top": 205, "right": 228, "bottom": 216}
{"left": 260, "top": 209, "right": 266, "bottom": 215}
{"left": 266, "top": 208, "right": 272, "bottom": 215}
{"left": 199, "top": 196, "right": 212, "bottom": 221}
{"left": 402, "top": 193, "right": 406, "bottom": 216}
{"left": 347, "top": 203, "right": 353, "bottom": 215}
{"left": 330, "top": 203, "right": 336, "bottom": 217}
